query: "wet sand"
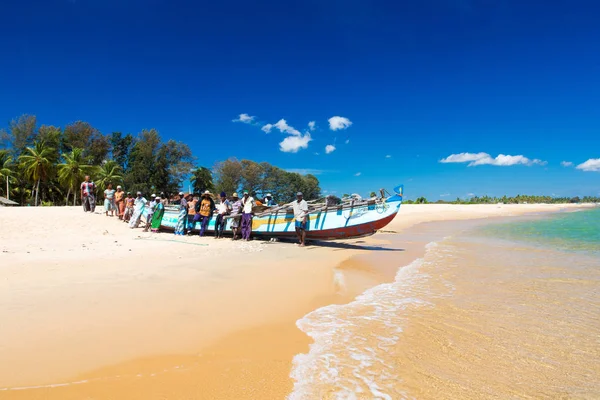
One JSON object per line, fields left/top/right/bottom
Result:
{"left": 0, "top": 203, "right": 592, "bottom": 399}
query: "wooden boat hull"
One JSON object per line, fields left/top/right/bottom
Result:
{"left": 159, "top": 185, "right": 403, "bottom": 240}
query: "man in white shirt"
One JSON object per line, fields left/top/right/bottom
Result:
{"left": 215, "top": 191, "right": 231, "bottom": 239}
{"left": 240, "top": 190, "right": 255, "bottom": 241}
{"left": 292, "top": 191, "right": 309, "bottom": 246}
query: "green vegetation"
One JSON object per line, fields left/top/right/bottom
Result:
{"left": 213, "top": 158, "right": 321, "bottom": 201}
{"left": 403, "top": 194, "right": 600, "bottom": 204}
{"left": 0, "top": 114, "right": 321, "bottom": 206}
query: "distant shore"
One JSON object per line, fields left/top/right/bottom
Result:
{"left": 0, "top": 203, "right": 592, "bottom": 399}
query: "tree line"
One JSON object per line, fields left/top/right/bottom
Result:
{"left": 0, "top": 114, "right": 321, "bottom": 206}
{"left": 404, "top": 194, "right": 600, "bottom": 204}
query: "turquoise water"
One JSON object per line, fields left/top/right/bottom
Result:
{"left": 480, "top": 208, "right": 600, "bottom": 256}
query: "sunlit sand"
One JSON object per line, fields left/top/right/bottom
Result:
{"left": 0, "top": 203, "right": 593, "bottom": 399}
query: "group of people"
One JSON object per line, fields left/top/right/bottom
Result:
{"left": 81, "top": 174, "right": 310, "bottom": 245}
{"left": 80, "top": 175, "right": 165, "bottom": 232}
{"left": 174, "top": 190, "right": 258, "bottom": 241}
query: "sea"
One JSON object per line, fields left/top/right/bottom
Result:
{"left": 289, "top": 208, "right": 600, "bottom": 399}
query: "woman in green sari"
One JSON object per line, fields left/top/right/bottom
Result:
{"left": 150, "top": 197, "right": 165, "bottom": 232}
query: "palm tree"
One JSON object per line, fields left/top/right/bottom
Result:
{"left": 19, "top": 141, "right": 55, "bottom": 206}
{"left": 58, "top": 148, "right": 91, "bottom": 206}
{"left": 95, "top": 160, "right": 124, "bottom": 193}
{"left": 0, "top": 150, "right": 16, "bottom": 200}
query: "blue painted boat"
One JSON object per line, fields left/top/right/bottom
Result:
{"left": 159, "top": 185, "right": 404, "bottom": 240}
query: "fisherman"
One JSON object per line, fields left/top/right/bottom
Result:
{"left": 150, "top": 196, "right": 165, "bottom": 233}
{"left": 187, "top": 194, "right": 197, "bottom": 231}
{"left": 80, "top": 175, "right": 96, "bottom": 213}
{"left": 115, "top": 185, "right": 125, "bottom": 219}
{"left": 103, "top": 183, "right": 116, "bottom": 217}
{"left": 240, "top": 190, "right": 255, "bottom": 241}
{"left": 144, "top": 194, "right": 157, "bottom": 232}
{"left": 195, "top": 190, "right": 216, "bottom": 237}
{"left": 129, "top": 191, "right": 147, "bottom": 228}
{"left": 175, "top": 191, "right": 188, "bottom": 235}
{"left": 293, "top": 191, "right": 309, "bottom": 247}
{"left": 264, "top": 193, "right": 276, "bottom": 206}
{"left": 230, "top": 192, "right": 242, "bottom": 240}
{"left": 214, "top": 191, "right": 231, "bottom": 239}
{"left": 123, "top": 192, "right": 134, "bottom": 222}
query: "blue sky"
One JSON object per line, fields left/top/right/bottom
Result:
{"left": 0, "top": 0, "right": 599, "bottom": 199}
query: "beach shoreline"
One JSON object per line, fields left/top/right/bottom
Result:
{"left": 0, "top": 203, "right": 594, "bottom": 399}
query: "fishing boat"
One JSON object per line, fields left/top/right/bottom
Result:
{"left": 158, "top": 185, "right": 404, "bottom": 240}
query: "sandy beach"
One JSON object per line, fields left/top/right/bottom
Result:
{"left": 0, "top": 203, "right": 593, "bottom": 399}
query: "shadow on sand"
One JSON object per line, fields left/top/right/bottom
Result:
{"left": 303, "top": 240, "right": 405, "bottom": 252}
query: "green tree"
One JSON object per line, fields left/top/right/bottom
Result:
{"left": 415, "top": 196, "right": 428, "bottom": 204}
{"left": 19, "top": 141, "right": 56, "bottom": 206}
{"left": 123, "top": 130, "right": 193, "bottom": 195}
{"left": 96, "top": 160, "right": 124, "bottom": 193}
{"left": 240, "top": 159, "right": 265, "bottom": 195}
{"left": 160, "top": 140, "right": 194, "bottom": 194}
{"left": 63, "top": 121, "right": 110, "bottom": 165}
{"left": 191, "top": 166, "right": 214, "bottom": 194}
{"left": 37, "top": 125, "right": 62, "bottom": 149}
{"left": 299, "top": 174, "right": 321, "bottom": 200}
{"left": 125, "top": 129, "right": 161, "bottom": 193}
{"left": 57, "top": 148, "right": 92, "bottom": 205}
{"left": 110, "top": 132, "right": 134, "bottom": 171}
{"left": 214, "top": 158, "right": 243, "bottom": 195}
{"left": 260, "top": 163, "right": 288, "bottom": 200}
{"left": 0, "top": 150, "right": 16, "bottom": 200}
{"left": 5, "top": 114, "right": 38, "bottom": 157}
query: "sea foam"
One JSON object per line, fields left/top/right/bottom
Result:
{"left": 288, "top": 242, "right": 448, "bottom": 399}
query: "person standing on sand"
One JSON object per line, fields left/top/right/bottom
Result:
{"left": 230, "top": 193, "right": 242, "bottom": 240}
{"left": 115, "top": 186, "right": 125, "bottom": 219}
{"left": 80, "top": 175, "right": 96, "bottom": 212}
{"left": 150, "top": 196, "right": 165, "bottom": 232}
{"left": 195, "top": 190, "right": 216, "bottom": 237}
{"left": 129, "top": 192, "right": 147, "bottom": 229}
{"left": 175, "top": 191, "right": 188, "bottom": 235}
{"left": 293, "top": 191, "right": 309, "bottom": 247}
{"left": 144, "top": 194, "right": 157, "bottom": 231}
{"left": 240, "top": 190, "right": 255, "bottom": 241}
{"left": 103, "top": 183, "right": 116, "bottom": 217}
{"left": 123, "top": 192, "right": 134, "bottom": 222}
{"left": 187, "top": 195, "right": 197, "bottom": 231}
{"left": 214, "top": 192, "right": 231, "bottom": 239}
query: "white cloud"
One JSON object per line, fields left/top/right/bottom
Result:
{"left": 467, "top": 193, "right": 475, "bottom": 196}
{"left": 440, "top": 152, "right": 547, "bottom": 167}
{"left": 308, "top": 121, "right": 316, "bottom": 131}
{"left": 328, "top": 116, "right": 352, "bottom": 131}
{"left": 279, "top": 133, "right": 312, "bottom": 153}
{"left": 274, "top": 119, "right": 301, "bottom": 136}
{"left": 576, "top": 158, "right": 600, "bottom": 172}
{"left": 325, "top": 145, "right": 336, "bottom": 154}
{"left": 233, "top": 113, "right": 255, "bottom": 123}
{"left": 561, "top": 161, "right": 574, "bottom": 167}
{"left": 345, "top": 139, "right": 350, "bottom": 144}
{"left": 261, "top": 123, "right": 273, "bottom": 133}
{"left": 354, "top": 172, "right": 361, "bottom": 176}
{"left": 385, "top": 155, "right": 392, "bottom": 158}
{"left": 440, "top": 193, "right": 450, "bottom": 197}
